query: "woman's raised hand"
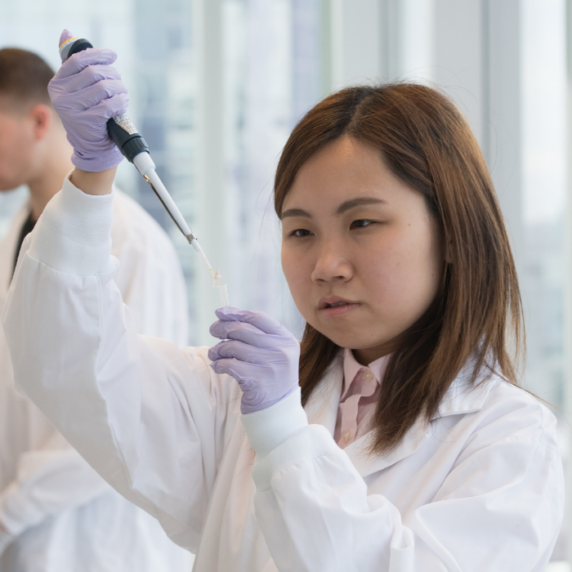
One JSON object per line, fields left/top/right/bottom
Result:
{"left": 209, "top": 308, "right": 300, "bottom": 414}
{"left": 48, "top": 30, "right": 129, "bottom": 174}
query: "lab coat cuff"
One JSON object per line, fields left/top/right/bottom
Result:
{"left": 251, "top": 425, "right": 338, "bottom": 492}
{"left": 28, "top": 171, "right": 115, "bottom": 276}
{"left": 241, "top": 388, "right": 308, "bottom": 459}
{"left": 0, "top": 528, "right": 13, "bottom": 556}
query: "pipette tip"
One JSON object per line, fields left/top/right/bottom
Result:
{"left": 189, "top": 237, "right": 229, "bottom": 306}
{"left": 190, "top": 238, "right": 214, "bottom": 271}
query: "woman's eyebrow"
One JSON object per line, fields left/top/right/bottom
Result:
{"left": 281, "top": 197, "right": 386, "bottom": 219}
{"left": 281, "top": 208, "right": 312, "bottom": 219}
{"left": 337, "top": 197, "right": 387, "bottom": 214}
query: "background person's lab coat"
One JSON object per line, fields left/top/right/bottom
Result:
{"left": 0, "top": 190, "right": 193, "bottom": 571}
{"left": 2, "top": 177, "right": 564, "bottom": 571}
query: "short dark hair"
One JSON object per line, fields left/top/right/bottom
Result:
{"left": 0, "top": 48, "right": 54, "bottom": 112}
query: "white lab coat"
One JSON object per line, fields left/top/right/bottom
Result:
{"left": 2, "top": 178, "right": 565, "bottom": 572}
{"left": 0, "top": 189, "right": 193, "bottom": 571}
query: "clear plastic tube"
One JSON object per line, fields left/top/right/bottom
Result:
{"left": 215, "top": 283, "right": 230, "bottom": 307}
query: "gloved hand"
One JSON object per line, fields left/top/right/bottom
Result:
{"left": 209, "top": 307, "right": 300, "bottom": 414}
{"left": 48, "top": 29, "right": 128, "bottom": 172}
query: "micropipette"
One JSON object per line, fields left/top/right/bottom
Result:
{"left": 59, "top": 35, "right": 230, "bottom": 306}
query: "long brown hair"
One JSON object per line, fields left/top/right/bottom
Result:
{"left": 274, "top": 84, "right": 524, "bottom": 454}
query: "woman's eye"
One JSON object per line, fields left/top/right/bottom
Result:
{"left": 290, "top": 229, "right": 312, "bottom": 238}
{"left": 350, "top": 219, "right": 374, "bottom": 229}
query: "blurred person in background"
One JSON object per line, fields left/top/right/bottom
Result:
{"left": 0, "top": 48, "right": 192, "bottom": 571}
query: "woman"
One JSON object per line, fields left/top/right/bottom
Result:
{"left": 2, "top": 42, "right": 563, "bottom": 571}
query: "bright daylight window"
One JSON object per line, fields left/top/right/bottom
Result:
{"left": 521, "top": 0, "right": 567, "bottom": 408}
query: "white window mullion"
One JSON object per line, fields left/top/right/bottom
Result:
{"left": 484, "top": 0, "right": 523, "bottom": 272}
{"left": 193, "top": 0, "right": 227, "bottom": 346}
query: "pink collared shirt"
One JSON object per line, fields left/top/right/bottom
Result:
{"left": 333, "top": 348, "right": 390, "bottom": 448}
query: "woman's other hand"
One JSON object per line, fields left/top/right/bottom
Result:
{"left": 209, "top": 308, "right": 300, "bottom": 414}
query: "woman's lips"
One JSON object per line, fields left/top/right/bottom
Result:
{"left": 318, "top": 301, "right": 361, "bottom": 318}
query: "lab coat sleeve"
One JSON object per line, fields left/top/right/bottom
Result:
{"left": 0, "top": 432, "right": 112, "bottom": 536}
{"left": 242, "top": 391, "right": 564, "bottom": 572}
{"left": 1, "top": 178, "right": 240, "bottom": 550}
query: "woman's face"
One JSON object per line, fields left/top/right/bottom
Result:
{"left": 281, "top": 135, "right": 444, "bottom": 364}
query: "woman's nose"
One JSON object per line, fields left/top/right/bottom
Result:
{"left": 311, "top": 242, "right": 353, "bottom": 283}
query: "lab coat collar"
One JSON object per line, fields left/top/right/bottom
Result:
{"left": 0, "top": 188, "right": 119, "bottom": 303}
{"left": 433, "top": 365, "right": 495, "bottom": 420}
{"left": 0, "top": 204, "right": 30, "bottom": 305}
{"left": 304, "top": 351, "right": 496, "bottom": 478}
{"left": 0, "top": 189, "right": 121, "bottom": 302}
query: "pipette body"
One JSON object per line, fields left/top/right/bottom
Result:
{"left": 59, "top": 36, "right": 214, "bottom": 274}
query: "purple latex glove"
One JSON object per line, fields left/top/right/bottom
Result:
{"left": 48, "top": 29, "right": 128, "bottom": 172}
{"left": 209, "top": 308, "right": 300, "bottom": 414}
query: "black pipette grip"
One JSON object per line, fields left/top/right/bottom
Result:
{"left": 65, "top": 38, "right": 149, "bottom": 163}
{"left": 66, "top": 38, "right": 93, "bottom": 57}
{"left": 106, "top": 119, "right": 150, "bottom": 162}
